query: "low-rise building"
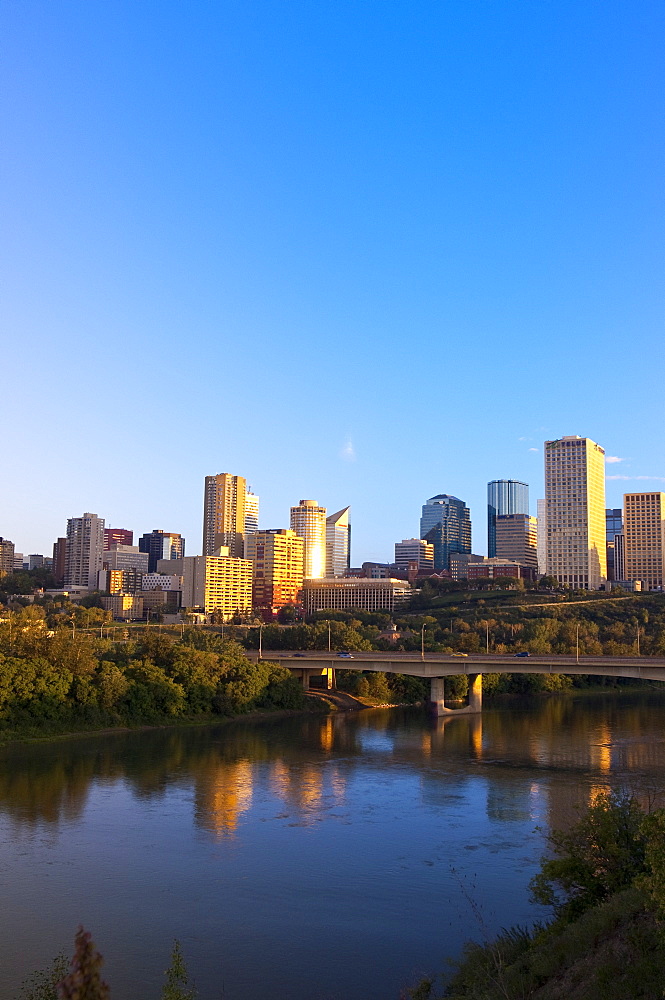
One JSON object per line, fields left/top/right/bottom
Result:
{"left": 301, "top": 577, "right": 411, "bottom": 614}
{"left": 173, "top": 554, "right": 253, "bottom": 619}
{"left": 101, "top": 595, "right": 144, "bottom": 620}
{"left": 467, "top": 558, "right": 536, "bottom": 582}
{"left": 394, "top": 539, "right": 434, "bottom": 572}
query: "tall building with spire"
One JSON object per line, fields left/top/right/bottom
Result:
{"left": 420, "top": 495, "right": 471, "bottom": 571}
{"left": 544, "top": 436, "right": 606, "bottom": 589}
{"left": 203, "top": 473, "right": 247, "bottom": 558}
{"left": 290, "top": 500, "right": 326, "bottom": 579}
{"left": 326, "top": 507, "right": 350, "bottom": 577}
{"left": 487, "top": 480, "right": 529, "bottom": 556}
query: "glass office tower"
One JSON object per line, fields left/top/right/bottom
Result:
{"left": 487, "top": 480, "right": 529, "bottom": 556}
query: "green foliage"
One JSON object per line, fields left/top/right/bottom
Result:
{"left": 639, "top": 807, "right": 665, "bottom": 918}
{"left": 17, "top": 954, "right": 68, "bottom": 1000}
{"left": 162, "top": 940, "right": 197, "bottom": 1000}
{"left": 530, "top": 790, "right": 647, "bottom": 920}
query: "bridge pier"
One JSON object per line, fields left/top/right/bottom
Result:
{"left": 429, "top": 673, "right": 482, "bottom": 716}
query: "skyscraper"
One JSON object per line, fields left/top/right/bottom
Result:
{"left": 203, "top": 473, "right": 247, "bottom": 558}
{"left": 487, "top": 480, "right": 529, "bottom": 557}
{"left": 290, "top": 500, "right": 326, "bottom": 579}
{"left": 139, "top": 530, "right": 186, "bottom": 573}
{"left": 420, "top": 495, "right": 471, "bottom": 571}
{"left": 623, "top": 493, "right": 665, "bottom": 591}
{"left": 64, "top": 512, "right": 105, "bottom": 590}
{"left": 536, "top": 499, "right": 547, "bottom": 577}
{"left": 605, "top": 508, "right": 623, "bottom": 582}
{"left": 495, "top": 514, "right": 538, "bottom": 571}
{"left": 325, "top": 507, "right": 351, "bottom": 577}
{"left": 0, "top": 537, "right": 15, "bottom": 575}
{"left": 245, "top": 491, "right": 259, "bottom": 535}
{"left": 544, "top": 436, "right": 606, "bottom": 589}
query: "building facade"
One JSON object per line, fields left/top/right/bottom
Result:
{"left": 536, "top": 499, "right": 546, "bottom": 577}
{"left": 420, "top": 495, "right": 471, "bottom": 571}
{"left": 394, "top": 538, "right": 434, "bottom": 572}
{"left": 544, "top": 436, "right": 607, "bottom": 589}
{"left": 179, "top": 554, "right": 253, "bottom": 618}
{"left": 605, "top": 508, "right": 623, "bottom": 582}
{"left": 301, "top": 577, "right": 411, "bottom": 614}
{"left": 138, "top": 530, "right": 185, "bottom": 572}
{"left": 290, "top": 500, "right": 327, "bottom": 579}
{"left": 245, "top": 529, "right": 304, "bottom": 617}
{"left": 64, "top": 513, "right": 105, "bottom": 591}
{"left": 0, "top": 537, "right": 15, "bottom": 575}
{"left": 487, "top": 480, "right": 529, "bottom": 557}
{"left": 325, "top": 507, "right": 351, "bottom": 577}
{"left": 623, "top": 493, "right": 665, "bottom": 591}
{"left": 203, "top": 473, "right": 247, "bottom": 558}
{"left": 245, "top": 491, "right": 259, "bottom": 535}
{"left": 104, "top": 527, "right": 133, "bottom": 549}
{"left": 495, "top": 514, "right": 538, "bottom": 571}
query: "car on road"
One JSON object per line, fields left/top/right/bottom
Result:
{"left": 514, "top": 651, "right": 531, "bottom": 657}
{"left": 337, "top": 651, "right": 355, "bottom": 659}
{"left": 451, "top": 652, "right": 468, "bottom": 657}
{"left": 292, "top": 653, "right": 306, "bottom": 657}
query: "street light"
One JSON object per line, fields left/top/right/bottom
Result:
{"left": 421, "top": 622, "right": 426, "bottom": 660}
{"left": 576, "top": 624, "right": 579, "bottom": 664}
{"left": 259, "top": 623, "right": 264, "bottom": 659}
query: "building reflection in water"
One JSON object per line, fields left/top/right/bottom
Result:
{"left": 194, "top": 758, "right": 254, "bottom": 838}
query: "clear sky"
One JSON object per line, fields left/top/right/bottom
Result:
{"left": 2, "top": 1, "right": 664, "bottom": 561}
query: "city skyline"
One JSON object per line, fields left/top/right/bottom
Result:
{"left": 2, "top": 3, "right": 663, "bottom": 558}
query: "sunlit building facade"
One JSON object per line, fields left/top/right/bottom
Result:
{"left": 394, "top": 538, "right": 434, "bottom": 572}
{"left": 245, "top": 491, "right": 260, "bottom": 535}
{"left": 325, "top": 507, "right": 350, "bottom": 577}
{"left": 203, "top": 473, "right": 247, "bottom": 558}
{"left": 495, "top": 514, "right": 538, "bottom": 571}
{"left": 0, "top": 537, "right": 15, "bottom": 575}
{"left": 623, "top": 492, "right": 665, "bottom": 591}
{"left": 290, "top": 500, "right": 326, "bottom": 579}
{"left": 245, "top": 529, "right": 304, "bottom": 617}
{"left": 302, "top": 577, "right": 411, "bottom": 614}
{"left": 179, "top": 554, "right": 253, "bottom": 618}
{"left": 544, "top": 436, "right": 606, "bottom": 589}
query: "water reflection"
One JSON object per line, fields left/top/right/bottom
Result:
{"left": 1, "top": 693, "right": 664, "bottom": 838}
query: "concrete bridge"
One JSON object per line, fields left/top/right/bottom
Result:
{"left": 250, "top": 651, "right": 665, "bottom": 715}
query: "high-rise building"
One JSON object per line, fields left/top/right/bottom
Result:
{"left": 487, "top": 481, "right": 529, "bottom": 557}
{"left": 325, "top": 507, "right": 351, "bottom": 577}
{"left": 495, "top": 514, "right": 538, "bottom": 571}
{"left": 394, "top": 538, "right": 434, "bottom": 572}
{"left": 104, "top": 527, "right": 133, "bottom": 549}
{"left": 52, "top": 537, "right": 67, "bottom": 585}
{"left": 102, "top": 545, "right": 149, "bottom": 573}
{"left": 245, "top": 491, "right": 259, "bottom": 535}
{"left": 420, "top": 495, "right": 471, "bottom": 571}
{"left": 138, "top": 530, "right": 185, "bottom": 573}
{"left": 245, "top": 529, "right": 304, "bottom": 617}
{"left": 203, "top": 474, "right": 247, "bottom": 558}
{"left": 536, "top": 499, "right": 547, "bottom": 577}
{"left": 290, "top": 500, "right": 326, "bottom": 579}
{"left": 544, "top": 436, "right": 606, "bottom": 589}
{"left": 614, "top": 532, "right": 625, "bottom": 582}
{"left": 0, "top": 537, "right": 15, "bottom": 575}
{"left": 64, "top": 512, "right": 105, "bottom": 591}
{"left": 623, "top": 493, "right": 665, "bottom": 591}
{"left": 605, "top": 508, "right": 623, "bottom": 582}
{"left": 178, "top": 554, "right": 253, "bottom": 618}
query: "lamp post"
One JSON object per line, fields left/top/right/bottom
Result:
{"left": 636, "top": 626, "right": 641, "bottom": 656}
{"left": 576, "top": 624, "right": 579, "bottom": 664}
{"left": 485, "top": 622, "right": 490, "bottom": 654}
{"left": 259, "top": 623, "right": 263, "bottom": 660}
{"left": 328, "top": 621, "right": 331, "bottom": 652}
{"left": 421, "top": 622, "right": 426, "bottom": 660}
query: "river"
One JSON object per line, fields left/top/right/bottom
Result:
{"left": 1, "top": 690, "right": 664, "bottom": 999}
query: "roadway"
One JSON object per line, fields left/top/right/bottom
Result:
{"left": 248, "top": 650, "right": 665, "bottom": 682}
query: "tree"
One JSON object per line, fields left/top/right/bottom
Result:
{"left": 57, "top": 927, "right": 109, "bottom": 999}
{"left": 162, "top": 940, "right": 197, "bottom": 1000}
{"left": 530, "top": 790, "right": 647, "bottom": 920}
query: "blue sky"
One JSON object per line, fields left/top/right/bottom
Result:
{"left": 2, "top": 1, "right": 664, "bottom": 561}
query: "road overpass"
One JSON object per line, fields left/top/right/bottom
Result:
{"left": 248, "top": 651, "right": 665, "bottom": 715}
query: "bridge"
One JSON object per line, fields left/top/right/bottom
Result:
{"left": 248, "top": 651, "right": 665, "bottom": 715}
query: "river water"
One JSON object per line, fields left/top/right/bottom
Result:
{"left": 1, "top": 691, "right": 664, "bottom": 999}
